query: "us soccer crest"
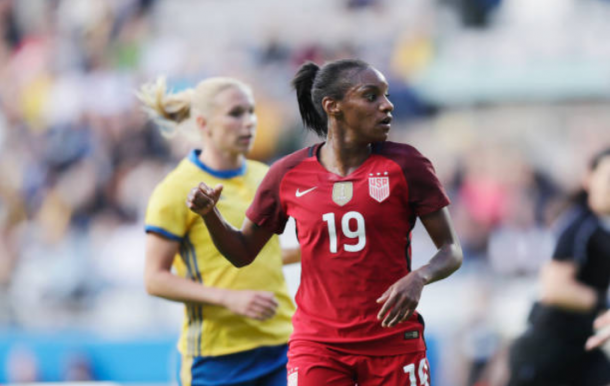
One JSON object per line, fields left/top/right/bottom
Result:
{"left": 369, "top": 172, "right": 390, "bottom": 202}
{"left": 332, "top": 182, "right": 353, "bottom": 206}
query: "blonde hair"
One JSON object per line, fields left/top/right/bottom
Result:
{"left": 137, "top": 76, "right": 251, "bottom": 138}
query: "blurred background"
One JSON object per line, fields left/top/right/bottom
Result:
{"left": 1, "top": 0, "right": 610, "bottom": 384}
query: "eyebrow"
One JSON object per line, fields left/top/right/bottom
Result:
{"left": 358, "top": 84, "right": 389, "bottom": 92}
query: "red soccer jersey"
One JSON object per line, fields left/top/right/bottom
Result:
{"left": 246, "top": 141, "right": 450, "bottom": 356}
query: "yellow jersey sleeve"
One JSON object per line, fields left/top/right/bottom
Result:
{"left": 145, "top": 173, "right": 192, "bottom": 242}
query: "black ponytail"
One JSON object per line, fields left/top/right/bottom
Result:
{"left": 292, "top": 62, "right": 327, "bottom": 136}
{"left": 292, "top": 59, "right": 371, "bottom": 137}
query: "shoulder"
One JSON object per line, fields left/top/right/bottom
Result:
{"left": 267, "top": 145, "right": 318, "bottom": 176}
{"left": 245, "top": 159, "right": 270, "bottom": 179}
{"left": 150, "top": 158, "right": 198, "bottom": 200}
{"left": 374, "top": 141, "right": 429, "bottom": 167}
{"left": 246, "top": 159, "right": 270, "bottom": 172}
{"left": 374, "top": 141, "right": 438, "bottom": 178}
{"left": 253, "top": 145, "right": 319, "bottom": 195}
{"left": 551, "top": 203, "right": 602, "bottom": 261}
{"left": 551, "top": 204, "right": 598, "bottom": 259}
{"left": 553, "top": 204, "right": 597, "bottom": 239}
{"left": 376, "top": 141, "right": 423, "bottom": 157}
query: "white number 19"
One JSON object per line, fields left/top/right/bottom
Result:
{"left": 403, "top": 358, "right": 429, "bottom": 386}
{"left": 322, "top": 211, "right": 366, "bottom": 253}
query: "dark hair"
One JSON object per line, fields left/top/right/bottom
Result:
{"left": 291, "top": 59, "right": 370, "bottom": 136}
{"left": 589, "top": 147, "right": 610, "bottom": 171}
{"left": 569, "top": 147, "right": 610, "bottom": 207}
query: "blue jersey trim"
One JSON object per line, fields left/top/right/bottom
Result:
{"left": 183, "top": 236, "right": 204, "bottom": 356}
{"left": 179, "top": 236, "right": 204, "bottom": 357}
{"left": 188, "top": 149, "right": 246, "bottom": 179}
{"left": 185, "top": 236, "right": 203, "bottom": 283}
{"left": 145, "top": 225, "right": 183, "bottom": 242}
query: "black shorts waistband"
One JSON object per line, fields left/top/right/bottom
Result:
{"left": 528, "top": 302, "right": 599, "bottom": 340}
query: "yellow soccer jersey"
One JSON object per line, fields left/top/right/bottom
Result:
{"left": 145, "top": 149, "right": 295, "bottom": 357}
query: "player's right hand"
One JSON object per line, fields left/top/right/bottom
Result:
{"left": 586, "top": 310, "right": 610, "bottom": 350}
{"left": 186, "top": 182, "right": 223, "bottom": 217}
{"left": 224, "top": 290, "right": 278, "bottom": 321}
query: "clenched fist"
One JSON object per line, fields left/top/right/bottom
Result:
{"left": 187, "top": 182, "right": 224, "bottom": 216}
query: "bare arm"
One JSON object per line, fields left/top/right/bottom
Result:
{"left": 539, "top": 260, "right": 598, "bottom": 312}
{"left": 144, "top": 233, "right": 278, "bottom": 320}
{"left": 414, "top": 207, "right": 464, "bottom": 284}
{"left": 186, "top": 183, "right": 274, "bottom": 267}
{"left": 281, "top": 247, "right": 301, "bottom": 265}
{"left": 377, "top": 207, "right": 463, "bottom": 327}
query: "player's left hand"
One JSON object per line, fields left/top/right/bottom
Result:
{"left": 376, "top": 271, "right": 426, "bottom": 328}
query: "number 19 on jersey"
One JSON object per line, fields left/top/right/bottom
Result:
{"left": 322, "top": 212, "right": 367, "bottom": 253}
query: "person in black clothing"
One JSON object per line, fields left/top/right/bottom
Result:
{"left": 508, "top": 147, "right": 610, "bottom": 386}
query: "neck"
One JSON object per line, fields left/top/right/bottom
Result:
{"left": 199, "top": 146, "right": 244, "bottom": 171}
{"left": 320, "top": 127, "right": 371, "bottom": 177}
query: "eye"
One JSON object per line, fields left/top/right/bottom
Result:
{"left": 229, "top": 108, "right": 244, "bottom": 117}
{"left": 385, "top": 93, "right": 391, "bottom": 98}
{"left": 366, "top": 94, "right": 377, "bottom": 102}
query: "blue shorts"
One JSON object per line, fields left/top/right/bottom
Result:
{"left": 177, "top": 344, "right": 288, "bottom": 386}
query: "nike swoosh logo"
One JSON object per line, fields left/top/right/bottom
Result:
{"left": 296, "top": 187, "right": 317, "bottom": 198}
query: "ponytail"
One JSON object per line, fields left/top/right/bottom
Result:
{"left": 136, "top": 77, "right": 194, "bottom": 137}
{"left": 291, "top": 59, "right": 371, "bottom": 138}
{"left": 292, "top": 62, "right": 328, "bottom": 136}
{"left": 138, "top": 76, "right": 251, "bottom": 140}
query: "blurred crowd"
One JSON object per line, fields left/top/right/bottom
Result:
{"left": 1, "top": 0, "right": 610, "bottom": 384}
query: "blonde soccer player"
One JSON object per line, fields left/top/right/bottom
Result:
{"left": 140, "top": 77, "right": 297, "bottom": 386}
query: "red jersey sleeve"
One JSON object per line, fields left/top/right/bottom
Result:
{"left": 407, "top": 150, "right": 450, "bottom": 216}
{"left": 381, "top": 141, "right": 450, "bottom": 216}
{"left": 246, "top": 162, "right": 289, "bottom": 234}
{"left": 246, "top": 147, "right": 312, "bottom": 234}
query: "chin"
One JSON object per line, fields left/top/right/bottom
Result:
{"left": 377, "top": 133, "right": 389, "bottom": 142}
{"left": 236, "top": 143, "right": 253, "bottom": 153}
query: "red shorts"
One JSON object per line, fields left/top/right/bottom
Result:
{"left": 287, "top": 340, "right": 430, "bottom": 386}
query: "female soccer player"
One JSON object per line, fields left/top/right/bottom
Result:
{"left": 187, "top": 59, "right": 463, "bottom": 385}
{"left": 140, "top": 77, "right": 297, "bottom": 386}
{"left": 508, "top": 147, "right": 610, "bottom": 386}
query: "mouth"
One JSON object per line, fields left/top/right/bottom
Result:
{"left": 238, "top": 135, "right": 253, "bottom": 143}
{"left": 378, "top": 116, "right": 392, "bottom": 129}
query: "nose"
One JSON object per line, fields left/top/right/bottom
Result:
{"left": 381, "top": 95, "right": 394, "bottom": 112}
{"left": 245, "top": 112, "right": 257, "bottom": 130}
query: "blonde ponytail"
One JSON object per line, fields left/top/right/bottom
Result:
{"left": 137, "top": 76, "right": 252, "bottom": 138}
{"left": 136, "top": 77, "right": 194, "bottom": 137}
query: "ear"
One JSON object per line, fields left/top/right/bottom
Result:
{"left": 322, "top": 96, "right": 341, "bottom": 117}
{"left": 195, "top": 115, "right": 209, "bottom": 135}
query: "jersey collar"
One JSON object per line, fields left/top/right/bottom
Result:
{"left": 188, "top": 149, "right": 246, "bottom": 179}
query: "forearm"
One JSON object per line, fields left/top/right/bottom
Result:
{"left": 540, "top": 281, "right": 599, "bottom": 312}
{"left": 145, "top": 269, "right": 229, "bottom": 306}
{"left": 202, "top": 208, "right": 256, "bottom": 267}
{"left": 413, "top": 243, "right": 463, "bottom": 285}
{"left": 281, "top": 247, "right": 301, "bottom": 265}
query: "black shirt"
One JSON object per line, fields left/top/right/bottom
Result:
{"left": 552, "top": 204, "right": 610, "bottom": 292}
{"left": 529, "top": 204, "right": 610, "bottom": 339}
